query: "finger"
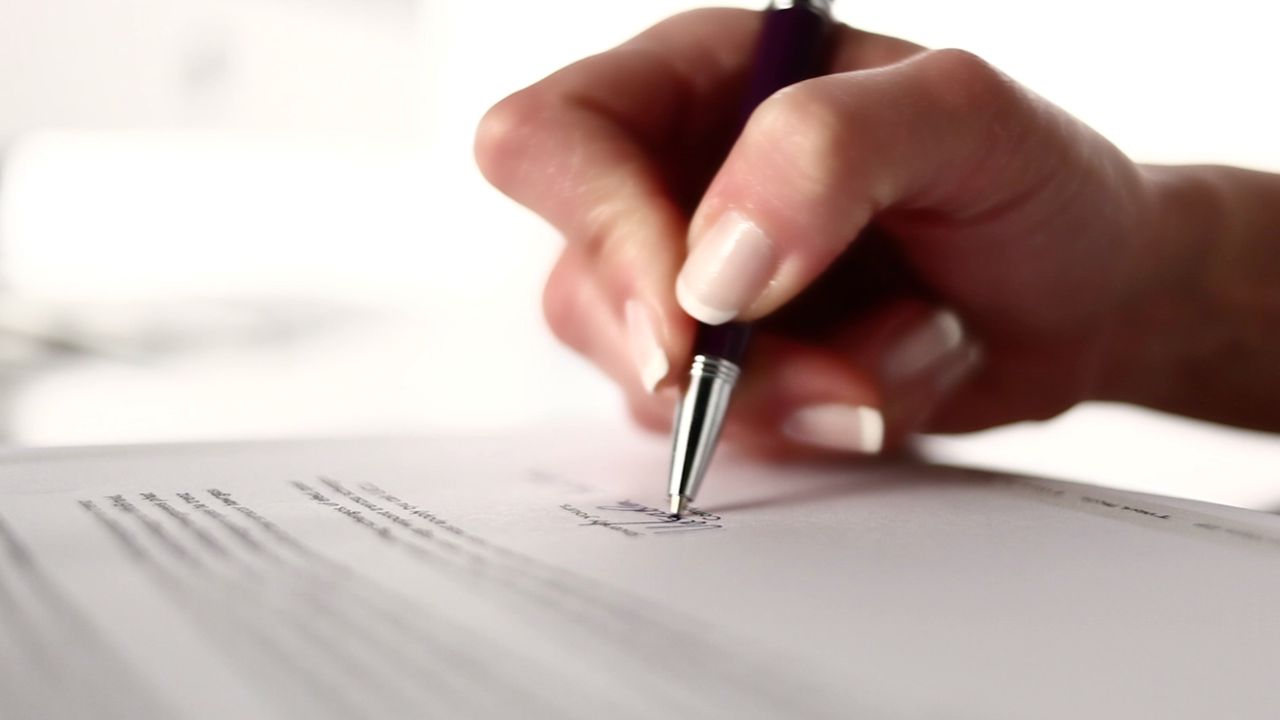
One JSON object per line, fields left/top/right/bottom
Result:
{"left": 477, "top": 10, "right": 924, "bottom": 389}
{"left": 476, "top": 9, "right": 778, "bottom": 392}
{"left": 476, "top": 10, "right": 922, "bottom": 242}
{"left": 543, "top": 249, "right": 681, "bottom": 430}
{"left": 840, "top": 303, "right": 983, "bottom": 445}
{"left": 542, "top": 248, "right": 648, "bottom": 392}
{"left": 675, "top": 48, "right": 1065, "bottom": 326}
{"left": 711, "top": 300, "right": 980, "bottom": 457}
{"left": 713, "top": 333, "right": 882, "bottom": 458}
{"left": 922, "top": 337, "right": 1098, "bottom": 433}
{"left": 478, "top": 10, "right": 923, "bottom": 215}
{"left": 478, "top": 53, "right": 693, "bottom": 390}
{"left": 477, "top": 21, "right": 733, "bottom": 392}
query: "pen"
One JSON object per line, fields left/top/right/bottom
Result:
{"left": 668, "top": 0, "right": 836, "bottom": 516}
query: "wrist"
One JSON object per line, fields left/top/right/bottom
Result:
{"left": 1096, "top": 163, "right": 1280, "bottom": 431}
{"left": 1093, "top": 164, "right": 1220, "bottom": 411}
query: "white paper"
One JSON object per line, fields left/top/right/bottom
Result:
{"left": 2, "top": 431, "right": 1279, "bottom": 719}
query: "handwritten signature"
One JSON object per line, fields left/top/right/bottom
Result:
{"left": 560, "top": 500, "right": 723, "bottom": 536}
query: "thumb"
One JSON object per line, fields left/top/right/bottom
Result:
{"left": 675, "top": 48, "right": 1051, "bottom": 325}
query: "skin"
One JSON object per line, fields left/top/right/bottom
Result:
{"left": 474, "top": 8, "right": 1280, "bottom": 456}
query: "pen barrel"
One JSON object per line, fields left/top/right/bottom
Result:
{"left": 690, "top": 1, "right": 832, "bottom": 368}
{"left": 736, "top": 0, "right": 835, "bottom": 131}
{"left": 671, "top": 0, "right": 837, "bottom": 510}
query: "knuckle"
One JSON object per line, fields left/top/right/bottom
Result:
{"left": 747, "top": 79, "right": 850, "bottom": 192}
{"left": 474, "top": 88, "right": 544, "bottom": 187}
{"left": 914, "top": 48, "right": 1017, "bottom": 114}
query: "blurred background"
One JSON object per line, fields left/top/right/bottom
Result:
{"left": 1, "top": 0, "right": 1278, "bottom": 508}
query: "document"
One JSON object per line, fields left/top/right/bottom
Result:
{"left": 2, "top": 431, "right": 1279, "bottom": 719}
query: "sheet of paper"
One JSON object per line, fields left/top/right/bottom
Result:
{"left": 2, "top": 431, "right": 1279, "bottom": 719}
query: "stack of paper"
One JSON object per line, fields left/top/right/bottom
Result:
{"left": 2, "top": 432, "right": 1277, "bottom": 718}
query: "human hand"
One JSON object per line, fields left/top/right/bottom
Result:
{"left": 475, "top": 8, "right": 1201, "bottom": 455}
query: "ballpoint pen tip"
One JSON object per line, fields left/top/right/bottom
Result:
{"left": 669, "top": 495, "right": 688, "bottom": 518}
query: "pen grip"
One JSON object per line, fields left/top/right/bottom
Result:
{"left": 695, "top": 321, "right": 752, "bottom": 364}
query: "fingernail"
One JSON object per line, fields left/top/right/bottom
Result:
{"left": 625, "top": 300, "right": 669, "bottom": 394}
{"left": 676, "top": 210, "right": 776, "bottom": 325}
{"left": 935, "top": 342, "right": 983, "bottom": 392}
{"left": 781, "top": 404, "right": 884, "bottom": 454}
{"left": 883, "top": 308, "right": 966, "bottom": 382}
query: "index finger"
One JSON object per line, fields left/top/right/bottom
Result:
{"left": 476, "top": 8, "right": 922, "bottom": 244}
{"left": 475, "top": 8, "right": 923, "bottom": 388}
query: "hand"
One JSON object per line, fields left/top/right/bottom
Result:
{"left": 474, "top": 8, "right": 1230, "bottom": 455}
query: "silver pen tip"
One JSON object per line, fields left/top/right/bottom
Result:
{"left": 667, "top": 355, "right": 740, "bottom": 521}
{"left": 669, "top": 495, "right": 688, "bottom": 518}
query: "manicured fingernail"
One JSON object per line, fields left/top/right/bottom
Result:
{"left": 782, "top": 404, "right": 884, "bottom": 454}
{"left": 676, "top": 210, "right": 776, "bottom": 325}
{"left": 936, "top": 342, "right": 983, "bottom": 392}
{"left": 883, "top": 309, "right": 966, "bottom": 382}
{"left": 625, "top": 300, "right": 669, "bottom": 394}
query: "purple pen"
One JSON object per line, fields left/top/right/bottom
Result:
{"left": 668, "top": 0, "right": 836, "bottom": 516}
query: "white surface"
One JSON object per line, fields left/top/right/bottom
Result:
{"left": 923, "top": 406, "right": 1280, "bottom": 512}
{"left": 3, "top": 433, "right": 1280, "bottom": 718}
{"left": 0, "top": 0, "right": 422, "bottom": 140}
